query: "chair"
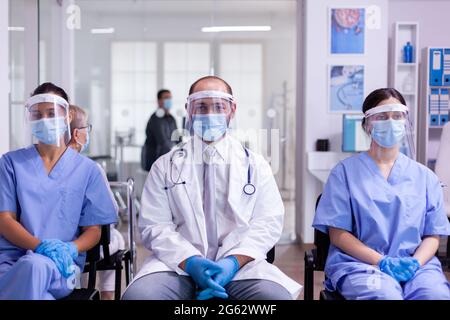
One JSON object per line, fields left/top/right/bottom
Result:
{"left": 64, "top": 178, "right": 137, "bottom": 300}
{"left": 434, "top": 122, "right": 450, "bottom": 270}
{"left": 62, "top": 238, "right": 101, "bottom": 300}
{"left": 266, "top": 247, "right": 275, "bottom": 264}
{"left": 304, "top": 194, "right": 344, "bottom": 300}
{"left": 92, "top": 178, "right": 137, "bottom": 300}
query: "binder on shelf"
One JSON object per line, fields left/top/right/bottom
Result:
{"left": 444, "top": 49, "right": 450, "bottom": 85}
{"left": 429, "top": 88, "right": 440, "bottom": 126}
{"left": 342, "top": 114, "right": 371, "bottom": 152}
{"left": 440, "top": 88, "right": 449, "bottom": 126}
{"left": 430, "top": 48, "right": 443, "bottom": 86}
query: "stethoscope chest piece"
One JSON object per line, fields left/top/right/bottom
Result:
{"left": 243, "top": 183, "right": 256, "bottom": 195}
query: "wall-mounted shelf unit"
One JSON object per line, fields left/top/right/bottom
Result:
{"left": 390, "top": 22, "right": 419, "bottom": 159}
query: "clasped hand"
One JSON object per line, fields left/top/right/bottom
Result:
{"left": 185, "top": 256, "right": 240, "bottom": 300}
{"left": 35, "top": 239, "right": 79, "bottom": 278}
{"left": 378, "top": 256, "right": 420, "bottom": 283}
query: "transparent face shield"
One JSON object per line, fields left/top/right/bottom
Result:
{"left": 25, "top": 94, "right": 71, "bottom": 147}
{"left": 363, "top": 103, "right": 415, "bottom": 159}
{"left": 185, "top": 90, "right": 235, "bottom": 142}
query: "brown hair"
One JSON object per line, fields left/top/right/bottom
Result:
{"left": 32, "top": 82, "right": 70, "bottom": 102}
{"left": 188, "top": 76, "right": 233, "bottom": 95}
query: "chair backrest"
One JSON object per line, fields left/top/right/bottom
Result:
{"left": 85, "top": 225, "right": 111, "bottom": 264}
{"left": 266, "top": 247, "right": 275, "bottom": 264}
{"left": 313, "top": 194, "right": 331, "bottom": 271}
{"left": 435, "top": 122, "right": 450, "bottom": 218}
{"left": 99, "top": 224, "right": 112, "bottom": 264}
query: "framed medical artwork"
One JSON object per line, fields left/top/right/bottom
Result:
{"left": 328, "top": 64, "right": 365, "bottom": 113}
{"left": 329, "top": 7, "right": 366, "bottom": 55}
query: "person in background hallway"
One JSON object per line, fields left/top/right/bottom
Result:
{"left": 141, "top": 89, "right": 179, "bottom": 171}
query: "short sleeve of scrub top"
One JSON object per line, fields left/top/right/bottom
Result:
{"left": 0, "top": 156, "right": 18, "bottom": 214}
{"left": 313, "top": 163, "right": 353, "bottom": 234}
{"left": 79, "top": 164, "right": 118, "bottom": 227}
{"left": 424, "top": 171, "right": 450, "bottom": 236}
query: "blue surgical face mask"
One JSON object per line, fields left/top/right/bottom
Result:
{"left": 370, "top": 119, "right": 406, "bottom": 148}
{"left": 31, "top": 117, "right": 68, "bottom": 145}
{"left": 163, "top": 98, "right": 173, "bottom": 110}
{"left": 76, "top": 131, "right": 90, "bottom": 153}
{"left": 192, "top": 113, "right": 228, "bottom": 142}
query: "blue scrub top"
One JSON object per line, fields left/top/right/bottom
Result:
{"left": 313, "top": 151, "right": 450, "bottom": 290}
{"left": 0, "top": 145, "right": 118, "bottom": 269}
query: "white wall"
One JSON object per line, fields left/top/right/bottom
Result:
{"left": 0, "top": 0, "right": 10, "bottom": 156}
{"left": 389, "top": 0, "right": 450, "bottom": 55}
{"left": 296, "top": 0, "right": 388, "bottom": 243}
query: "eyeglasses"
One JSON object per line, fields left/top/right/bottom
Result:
{"left": 78, "top": 124, "right": 92, "bottom": 133}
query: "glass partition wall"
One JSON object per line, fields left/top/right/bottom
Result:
{"left": 30, "top": 0, "right": 297, "bottom": 242}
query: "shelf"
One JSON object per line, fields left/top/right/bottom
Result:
{"left": 307, "top": 151, "right": 353, "bottom": 184}
{"left": 392, "top": 22, "right": 419, "bottom": 162}
{"left": 429, "top": 126, "right": 444, "bottom": 130}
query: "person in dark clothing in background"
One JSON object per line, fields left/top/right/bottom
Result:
{"left": 141, "top": 89, "right": 178, "bottom": 171}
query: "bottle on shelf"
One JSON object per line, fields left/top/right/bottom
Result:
{"left": 403, "top": 42, "right": 413, "bottom": 63}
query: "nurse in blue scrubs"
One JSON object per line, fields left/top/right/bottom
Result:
{"left": 313, "top": 88, "right": 450, "bottom": 300}
{"left": 0, "top": 83, "right": 117, "bottom": 299}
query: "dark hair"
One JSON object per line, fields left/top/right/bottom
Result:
{"left": 157, "top": 89, "right": 171, "bottom": 100}
{"left": 188, "top": 76, "right": 233, "bottom": 95}
{"left": 32, "top": 82, "right": 70, "bottom": 102}
{"left": 362, "top": 88, "right": 406, "bottom": 128}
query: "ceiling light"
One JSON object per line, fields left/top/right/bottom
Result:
{"left": 91, "top": 28, "right": 115, "bottom": 34}
{"left": 201, "top": 26, "right": 271, "bottom": 33}
{"left": 8, "top": 27, "right": 25, "bottom": 32}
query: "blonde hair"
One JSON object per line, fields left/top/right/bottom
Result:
{"left": 69, "top": 104, "right": 88, "bottom": 135}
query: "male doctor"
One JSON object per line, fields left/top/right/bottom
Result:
{"left": 122, "top": 76, "right": 301, "bottom": 300}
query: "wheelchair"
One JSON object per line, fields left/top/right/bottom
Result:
{"left": 64, "top": 178, "right": 137, "bottom": 300}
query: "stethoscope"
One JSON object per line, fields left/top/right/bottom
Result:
{"left": 164, "top": 144, "right": 256, "bottom": 196}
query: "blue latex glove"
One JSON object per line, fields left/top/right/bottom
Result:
{"left": 185, "top": 256, "right": 226, "bottom": 292}
{"left": 197, "top": 288, "right": 229, "bottom": 300}
{"left": 35, "top": 239, "right": 76, "bottom": 278}
{"left": 65, "top": 242, "right": 78, "bottom": 260}
{"left": 378, "top": 256, "right": 420, "bottom": 282}
{"left": 196, "top": 256, "right": 240, "bottom": 300}
{"left": 212, "top": 256, "right": 240, "bottom": 287}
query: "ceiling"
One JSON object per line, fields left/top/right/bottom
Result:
{"left": 76, "top": 0, "right": 295, "bottom": 15}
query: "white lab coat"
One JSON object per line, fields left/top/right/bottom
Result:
{"left": 132, "top": 135, "right": 302, "bottom": 299}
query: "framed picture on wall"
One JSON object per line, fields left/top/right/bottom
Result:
{"left": 328, "top": 64, "right": 365, "bottom": 113}
{"left": 329, "top": 7, "right": 365, "bottom": 54}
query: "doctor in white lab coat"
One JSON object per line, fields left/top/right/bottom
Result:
{"left": 122, "top": 76, "right": 302, "bottom": 300}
